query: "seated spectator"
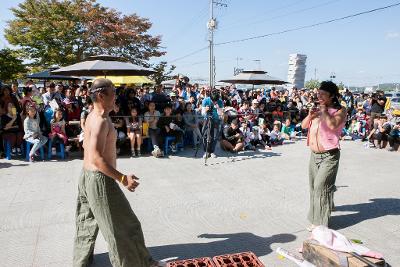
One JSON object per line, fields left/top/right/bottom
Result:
{"left": 1, "top": 102, "right": 24, "bottom": 156}
{"left": 238, "top": 100, "right": 252, "bottom": 124}
{"left": 272, "top": 105, "right": 284, "bottom": 122}
{"left": 21, "top": 87, "right": 37, "bottom": 117}
{"left": 281, "top": 118, "right": 296, "bottom": 140}
{"left": 126, "top": 107, "right": 142, "bottom": 157}
{"left": 79, "top": 98, "right": 93, "bottom": 143}
{"left": 49, "top": 109, "right": 68, "bottom": 145}
{"left": 388, "top": 116, "right": 400, "bottom": 151}
{"left": 183, "top": 102, "right": 201, "bottom": 148}
{"left": 220, "top": 119, "right": 244, "bottom": 153}
{"left": 239, "top": 121, "right": 255, "bottom": 150}
{"left": 110, "top": 103, "right": 126, "bottom": 155}
{"left": 270, "top": 123, "right": 284, "bottom": 145}
{"left": 24, "top": 105, "right": 48, "bottom": 162}
{"left": 259, "top": 121, "right": 272, "bottom": 150}
{"left": 157, "top": 104, "right": 182, "bottom": 154}
{"left": 369, "top": 115, "right": 391, "bottom": 149}
{"left": 144, "top": 101, "right": 161, "bottom": 155}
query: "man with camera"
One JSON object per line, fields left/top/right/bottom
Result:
{"left": 201, "top": 88, "right": 223, "bottom": 158}
{"left": 301, "top": 81, "right": 347, "bottom": 230}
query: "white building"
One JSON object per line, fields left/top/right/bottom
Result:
{"left": 287, "top": 54, "right": 307, "bottom": 89}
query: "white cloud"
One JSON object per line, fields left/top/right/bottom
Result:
{"left": 386, "top": 31, "right": 399, "bottom": 39}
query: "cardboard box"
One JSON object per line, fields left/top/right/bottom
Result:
{"left": 303, "top": 240, "right": 385, "bottom": 267}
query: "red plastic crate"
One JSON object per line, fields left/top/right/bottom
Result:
{"left": 212, "top": 251, "right": 265, "bottom": 267}
{"left": 167, "top": 257, "right": 215, "bottom": 267}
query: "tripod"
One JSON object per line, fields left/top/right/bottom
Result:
{"left": 194, "top": 113, "right": 214, "bottom": 165}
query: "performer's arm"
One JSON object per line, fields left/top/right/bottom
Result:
{"left": 320, "top": 107, "right": 347, "bottom": 130}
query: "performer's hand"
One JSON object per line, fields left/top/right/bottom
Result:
{"left": 125, "top": 175, "right": 140, "bottom": 192}
{"left": 319, "top": 104, "right": 328, "bottom": 114}
{"left": 308, "top": 108, "right": 319, "bottom": 120}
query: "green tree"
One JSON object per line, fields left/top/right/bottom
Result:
{"left": 0, "top": 48, "right": 27, "bottom": 82}
{"left": 150, "top": 61, "right": 176, "bottom": 85}
{"left": 304, "top": 79, "right": 320, "bottom": 90}
{"left": 5, "top": 0, "right": 165, "bottom": 67}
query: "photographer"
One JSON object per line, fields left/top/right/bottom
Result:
{"left": 301, "top": 81, "right": 347, "bottom": 229}
{"left": 369, "top": 93, "right": 386, "bottom": 131}
{"left": 201, "top": 89, "right": 223, "bottom": 158}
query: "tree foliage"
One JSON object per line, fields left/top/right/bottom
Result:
{"left": 0, "top": 48, "right": 27, "bottom": 82}
{"left": 5, "top": 0, "right": 165, "bottom": 67}
{"left": 150, "top": 61, "right": 176, "bottom": 85}
{"left": 304, "top": 79, "right": 320, "bottom": 90}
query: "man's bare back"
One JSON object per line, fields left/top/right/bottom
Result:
{"left": 83, "top": 111, "right": 117, "bottom": 170}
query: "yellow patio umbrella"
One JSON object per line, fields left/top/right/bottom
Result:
{"left": 95, "top": 75, "right": 155, "bottom": 85}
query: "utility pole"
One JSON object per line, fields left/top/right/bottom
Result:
{"left": 208, "top": 0, "right": 227, "bottom": 88}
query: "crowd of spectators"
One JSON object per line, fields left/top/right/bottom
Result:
{"left": 0, "top": 75, "right": 399, "bottom": 162}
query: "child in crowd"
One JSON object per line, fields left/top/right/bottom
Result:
{"left": 281, "top": 118, "right": 296, "bottom": 140}
{"left": 270, "top": 122, "right": 284, "bottom": 145}
{"left": 24, "top": 105, "right": 48, "bottom": 162}
{"left": 126, "top": 107, "right": 142, "bottom": 157}
{"left": 49, "top": 109, "right": 68, "bottom": 144}
{"left": 259, "top": 120, "right": 272, "bottom": 150}
{"left": 239, "top": 121, "right": 255, "bottom": 150}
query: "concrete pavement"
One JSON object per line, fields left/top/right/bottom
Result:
{"left": 0, "top": 140, "right": 399, "bottom": 266}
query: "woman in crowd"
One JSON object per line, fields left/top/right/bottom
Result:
{"left": 24, "top": 105, "right": 48, "bottom": 162}
{"left": 126, "top": 107, "right": 143, "bottom": 157}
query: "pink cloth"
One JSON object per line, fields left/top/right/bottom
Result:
{"left": 310, "top": 226, "right": 383, "bottom": 259}
{"left": 318, "top": 108, "right": 345, "bottom": 150}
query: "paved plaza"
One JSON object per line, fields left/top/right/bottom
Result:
{"left": 0, "top": 140, "right": 399, "bottom": 267}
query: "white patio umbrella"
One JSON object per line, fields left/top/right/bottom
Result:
{"left": 219, "top": 70, "right": 287, "bottom": 90}
{"left": 51, "top": 55, "right": 155, "bottom": 77}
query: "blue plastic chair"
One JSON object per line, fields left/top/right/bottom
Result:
{"left": 25, "top": 141, "right": 45, "bottom": 161}
{"left": 47, "top": 139, "right": 65, "bottom": 160}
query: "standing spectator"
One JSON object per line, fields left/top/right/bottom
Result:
{"left": 183, "top": 102, "right": 201, "bottom": 148}
{"left": 24, "top": 105, "right": 48, "bottom": 162}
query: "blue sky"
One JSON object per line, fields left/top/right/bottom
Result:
{"left": 1, "top": 0, "right": 399, "bottom": 86}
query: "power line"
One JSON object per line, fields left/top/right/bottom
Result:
{"left": 215, "top": 2, "right": 400, "bottom": 46}
{"left": 220, "top": 0, "right": 341, "bottom": 32}
{"left": 169, "top": 46, "right": 208, "bottom": 63}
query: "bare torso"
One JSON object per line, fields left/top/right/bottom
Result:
{"left": 83, "top": 112, "right": 117, "bottom": 170}
{"left": 309, "top": 116, "right": 326, "bottom": 153}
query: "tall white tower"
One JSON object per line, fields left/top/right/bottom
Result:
{"left": 287, "top": 54, "right": 307, "bottom": 88}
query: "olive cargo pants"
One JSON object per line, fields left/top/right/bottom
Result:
{"left": 308, "top": 150, "right": 340, "bottom": 226}
{"left": 73, "top": 170, "right": 152, "bottom": 267}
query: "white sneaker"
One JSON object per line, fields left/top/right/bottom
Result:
{"left": 210, "top": 153, "right": 217, "bottom": 158}
{"left": 203, "top": 152, "right": 208, "bottom": 159}
{"left": 170, "top": 144, "right": 177, "bottom": 153}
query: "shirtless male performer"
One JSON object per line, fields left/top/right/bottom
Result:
{"left": 73, "top": 78, "right": 164, "bottom": 267}
{"left": 301, "top": 81, "right": 346, "bottom": 231}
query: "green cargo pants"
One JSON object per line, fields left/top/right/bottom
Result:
{"left": 308, "top": 149, "right": 340, "bottom": 226}
{"left": 73, "top": 169, "right": 153, "bottom": 267}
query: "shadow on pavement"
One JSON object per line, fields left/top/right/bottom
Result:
{"left": 0, "top": 162, "right": 29, "bottom": 168}
{"left": 91, "top": 232, "right": 296, "bottom": 266}
{"left": 331, "top": 198, "right": 400, "bottom": 230}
